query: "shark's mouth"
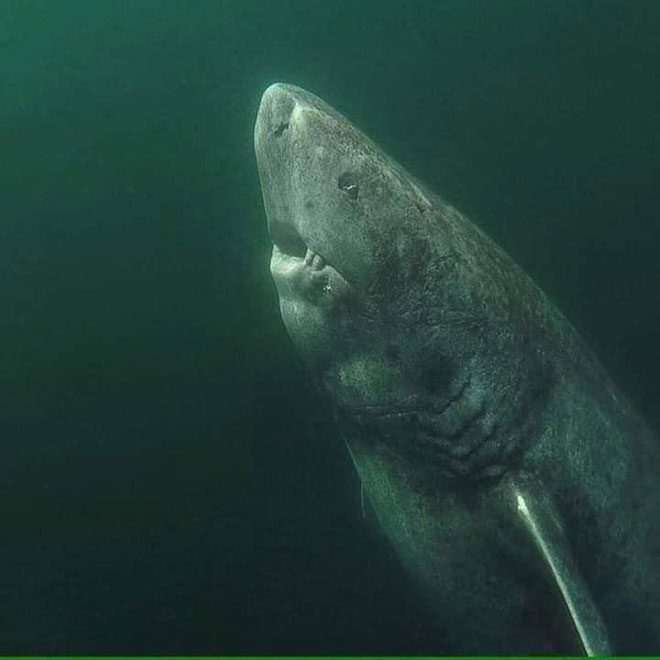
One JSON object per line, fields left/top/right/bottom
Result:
{"left": 268, "top": 207, "right": 355, "bottom": 308}
{"left": 269, "top": 218, "right": 330, "bottom": 280}
{"left": 268, "top": 221, "right": 352, "bottom": 307}
{"left": 269, "top": 219, "right": 307, "bottom": 259}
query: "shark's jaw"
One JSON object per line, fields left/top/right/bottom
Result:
{"left": 254, "top": 84, "right": 361, "bottom": 375}
{"left": 255, "top": 83, "right": 366, "bottom": 291}
{"left": 254, "top": 82, "right": 553, "bottom": 483}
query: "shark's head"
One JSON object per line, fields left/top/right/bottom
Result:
{"left": 255, "top": 83, "right": 554, "bottom": 484}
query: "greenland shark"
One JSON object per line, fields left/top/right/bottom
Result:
{"left": 254, "top": 83, "right": 660, "bottom": 654}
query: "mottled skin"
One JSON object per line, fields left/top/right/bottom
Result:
{"left": 254, "top": 83, "right": 660, "bottom": 654}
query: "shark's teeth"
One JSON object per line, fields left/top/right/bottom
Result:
{"left": 303, "top": 247, "right": 327, "bottom": 271}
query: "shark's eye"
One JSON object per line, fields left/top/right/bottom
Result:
{"left": 338, "top": 172, "right": 359, "bottom": 200}
{"left": 270, "top": 220, "right": 307, "bottom": 258}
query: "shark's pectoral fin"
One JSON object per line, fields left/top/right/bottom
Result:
{"left": 341, "top": 422, "right": 370, "bottom": 522}
{"left": 510, "top": 478, "right": 612, "bottom": 656}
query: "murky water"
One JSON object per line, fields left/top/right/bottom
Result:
{"left": 1, "top": 0, "right": 658, "bottom": 653}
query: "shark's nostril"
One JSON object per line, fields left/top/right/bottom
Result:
{"left": 273, "top": 121, "right": 289, "bottom": 137}
{"left": 269, "top": 220, "right": 307, "bottom": 258}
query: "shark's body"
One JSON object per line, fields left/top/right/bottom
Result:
{"left": 254, "top": 83, "right": 660, "bottom": 654}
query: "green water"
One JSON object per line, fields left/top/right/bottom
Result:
{"left": 1, "top": 0, "right": 658, "bottom": 653}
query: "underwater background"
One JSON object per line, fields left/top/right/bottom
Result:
{"left": 1, "top": 0, "right": 658, "bottom": 653}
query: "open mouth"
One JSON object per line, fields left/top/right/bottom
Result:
{"left": 268, "top": 217, "right": 352, "bottom": 305}
{"left": 270, "top": 222, "right": 327, "bottom": 272}
{"left": 269, "top": 219, "right": 307, "bottom": 259}
{"left": 269, "top": 218, "right": 328, "bottom": 276}
{"left": 268, "top": 219, "right": 328, "bottom": 272}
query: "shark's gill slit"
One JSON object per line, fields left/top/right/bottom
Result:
{"left": 269, "top": 220, "right": 307, "bottom": 258}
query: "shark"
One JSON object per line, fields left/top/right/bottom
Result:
{"left": 253, "top": 82, "right": 660, "bottom": 655}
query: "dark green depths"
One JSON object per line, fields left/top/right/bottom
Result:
{"left": 255, "top": 83, "right": 660, "bottom": 654}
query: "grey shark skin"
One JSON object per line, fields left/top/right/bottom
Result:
{"left": 254, "top": 83, "right": 660, "bottom": 654}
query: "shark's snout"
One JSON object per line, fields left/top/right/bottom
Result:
{"left": 255, "top": 83, "right": 383, "bottom": 295}
{"left": 254, "top": 82, "right": 329, "bottom": 159}
{"left": 256, "top": 83, "right": 355, "bottom": 318}
{"left": 254, "top": 83, "right": 297, "bottom": 145}
{"left": 254, "top": 83, "right": 309, "bottom": 255}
